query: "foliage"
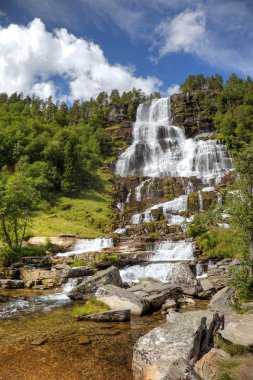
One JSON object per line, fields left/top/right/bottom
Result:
{"left": 230, "top": 262, "right": 253, "bottom": 301}
{"left": 71, "top": 297, "right": 109, "bottom": 317}
{"left": 70, "top": 258, "right": 89, "bottom": 268}
{"left": 96, "top": 252, "right": 118, "bottom": 262}
{"left": 0, "top": 245, "right": 46, "bottom": 267}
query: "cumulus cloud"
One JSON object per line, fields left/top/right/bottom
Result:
{"left": 167, "top": 84, "right": 181, "bottom": 96}
{"left": 155, "top": 9, "right": 206, "bottom": 56}
{"left": 0, "top": 18, "right": 161, "bottom": 100}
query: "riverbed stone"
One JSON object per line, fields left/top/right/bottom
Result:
{"left": 0, "top": 279, "right": 24, "bottom": 289}
{"left": 210, "top": 286, "right": 236, "bottom": 312}
{"left": 194, "top": 348, "right": 230, "bottom": 380}
{"left": 78, "top": 336, "right": 91, "bottom": 345}
{"left": 132, "top": 310, "right": 223, "bottom": 380}
{"left": 168, "top": 262, "right": 201, "bottom": 296}
{"left": 95, "top": 285, "right": 148, "bottom": 316}
{"left": 220, "top": 314, "right": 253, "bottom": 346}
{"left": 129, "top": 282, "right": 182, "bottom": 310}
{"left": 68, "top": 266, "right": 122, "bottom": 300}
{"left": 77, "top": 309, "right": 130, "bottom": 322}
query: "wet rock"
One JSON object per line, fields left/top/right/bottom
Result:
{"left": 0, "top": 267, "right": 20, "bottom": 280}
{"left": 210, "top": 286, "right": 236, "bottom": 312}
{"left": 95, "top": 285, "right": 149, "bottom": 316}
{"left": 68, "top": 266, "right": 122, "bottom": 300}
{"left": 168, "top": 262, "right": 201, "bottom": 296}
{"left": 194, "top": 348, "right": 230, "bottom": 380}
{"left": 78, "top": 336, "right": 91, "bottom": 345}
{"left": 0, "top": 279, "right": 24, "bottom": 289}
{"left": 220, "top": 314, "right": 253, "bottom": 346}
{"left": 129, "top": 282, "right": 182, "bottom": 310}
{"left": 178, "top": 296, "right": 196, "bottom": 307}
{"left": 77, "top": 309, "right": 130, "bottom": 322}
{"left": 161, "top": 299, "right": 177, "bottom": 312}
{"left": 133, "top": 310, "right": 223, "bottom": 380}
{"left": 20, "top": 267, "right": 59, "bottom": 288}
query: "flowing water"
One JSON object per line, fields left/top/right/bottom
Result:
{"left": 57, "top": 238, "right": 114, "bottom": 257}
{"left": 116, "top": 97, "right": 233, "bottom": 182}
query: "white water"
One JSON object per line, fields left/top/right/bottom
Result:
{"left": 57, "top": 238, "right": 114, "bottom": 257}
{"left": 151, "top": 240, "right": 194, "bottom": 261}
{"left": 0, "top": 278, "right": 80, "bottom": 319}
{"left": 135, "top": 179, "right": 151, "bottom": 201}
{"left": 120, "top": 263, "right": 175, "bottom": 283}
{"left": 198, "top": 191, "right": 204, "bottom": 212}
{"left": 115, "top": 98, "right": 233, "bottom": 182}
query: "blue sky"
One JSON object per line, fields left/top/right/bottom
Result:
{"left": 0, "top": 0, "right": 253, "bottom": 101}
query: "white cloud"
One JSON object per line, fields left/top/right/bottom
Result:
{"left": 0, "top": 18, "right": 161, "bottom": 100}
{"left": 156, "top": 9, "right": 206, "bottom": 56}
{"left": 167, "top": 84, "right": 180, "bottom": 96}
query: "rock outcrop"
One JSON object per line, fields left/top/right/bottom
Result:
{"left": 168, "top": 262, "right": 201, "bottom": 296}
{"left": 95, "top": 285, "right": 148, "bottom": 316}
{"left": 220, "top": 314, "right": 253, "bottom": 347}
{"left": 0, "top": 279, "right": 24, "bottom": 289}
{"left": 132, "top": 310, "right": 223, "bottom": 380}
{"left": 68, "top": 266, "right": 122, "bottom": 300}
{"left": 76, "top": 309, "right": 130, "bottom": 322}
{"left": 210, "top": 286, "right": 236, "bottom": 312}
{"left": 194, "top": 348, "right": 230, "bottom": 380}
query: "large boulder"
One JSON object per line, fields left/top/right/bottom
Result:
{"left": 95, "top": 285, "right": 148, "bottom": 316}
{"left": 76, "top": 309, "right": 130, "bottom": 322}
{"left": 168, "top": 262, "right": 201, "bottom": 296}
{"left": 194, "top": 348, "right": 230, "bottom": 380}
{"left": 129, "top": 282, "right": 182, "bottom": 310}
{"left": 220, "top": 314, "right": 253, "bottom": 347}
{"left": 132, "top": 310, "right": 223, "bottom": 380}
{"left": 68, "top": 266, "right": 122, "bottom": 300}
{"left": 210, "top": 286, "right": 236, "bottom": 312}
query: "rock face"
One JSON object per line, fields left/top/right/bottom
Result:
{"left": 95, "top": 285, "right": 148, "bottom": 316}
{"left": 168, "top": 262, "right": 200, "bottom": 296}
{"left": 132, "top": 311, "right": 223, "bottom": 380}
{"left": 210, "top": 286, "right": 236, "bottom": 312}
{"left": 194, "top": 348, "right": 230, "bottom": 380}
{"left": 76, "top": 309, "right": 130, "bottom": 322}
{"left": 0, "top": 279, "right": 24, "bottom": 289}
{"left": 68, "top": 266, "right": 122, "bottom": 300}
{"left": 129, "top": 282, "right": 182, "bottom": 310}
{"left": 220, "top": 314, "right": 253, "bottom": 346}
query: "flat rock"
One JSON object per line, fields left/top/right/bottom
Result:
{"left": 68, "top": 266, "right": 122, "bottom": 300}
{"left": 78, "top": 336, "right": 91, "bottom": 345}
{"left": 210, "top": 286, "right": 236, "bottom": 312}
{"left": 220, "top": 314, "right": 253, "bottom": 346}
{"left": 194, "top": 348, "right": 230, "bottom": 380}
{"left": 95, "top": 285, "right": 148, "bottom": 316}
{"left": 199, "top": 278, "right": 214, "bottom": 292}
{"left": 168, "top": 262, "right": 201, "bottom": 296}
{"left": 77, "top": 309, "right": 130, "bottom": 322}
{"left": 31, "top": 336, "right": 48, "bottom": 346}
{"left": 132, "top": 310, "right": 223, "bottom": 380}
{"left": 129, "top": 282, "right": 182, "bottom": 310}
{"left": 0, "top": 279, "right": 24, "bottom": 289}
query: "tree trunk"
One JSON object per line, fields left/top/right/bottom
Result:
{"left": 0, "top": 214, "right": 12, "bottom": 248}
{"left": 249, "top": 231, "right": 253, "bottom": 277}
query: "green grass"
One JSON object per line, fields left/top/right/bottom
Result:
{"left": 29, "top": 168, "right": 115, "bottom": 238}
{"left": 215, "top": 335, "right": 250, "bottom": 356}
{"left": 72, "top": 297, "right": 110, "bottom": 317}
{"left": 70, "top": 258, "right": 89, "bottom": 268}
{"left": 216, "top": 354, "right": 253, "bottom": 380}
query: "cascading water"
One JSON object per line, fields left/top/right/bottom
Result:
{"left": 115, "top": 97, "right": 233, "bottom": 182}
{"left": 135, "top": 179, "right": 151, "bottom": 201}
{"left": 57, "top": 238, "right": 113, "bottom": 257}
{"left": 151, "top": 240, "right": 194, "bottom": 261}
{"left": 198, "top": 191, "right": 204, "bottom": 212}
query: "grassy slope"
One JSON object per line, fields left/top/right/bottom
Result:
{"left": 29, "top": 168, "right": 114, "bottom": 238}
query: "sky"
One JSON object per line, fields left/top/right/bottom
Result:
{"left": 0, "top": 0, "right": 253, "bottom": 102}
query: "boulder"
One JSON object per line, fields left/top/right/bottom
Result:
{"left": 210, "top": 286, "right": 236, "bottom": 312}
{"left": 194, "top": 348, "right": 230, "bottom": 380}
{"left": 0, "top": 279, "right": 24, "bottom": 289}
{"left": 161, "top": 299, "right": 177, "bottom": 312}
{"left": 207, "top": 267, "right": 230, "bottom": 290}
{"left": 132, "top": 310, "right": 224, "bottom": 380}
{"left": 95, "top": 285, "right": 148, "bottom": 316}
{"left": 68, "top": 266, "right": 122, "bottom": 300}
{"left": 168, "top": 262, "right": 201, "bottom": 296}
{"left": 129, "top": 282, "right": 182, "bottom": 310}
{"left": 77, "top": 309, "right": 130, "bottom": 322}
{"left": 220, "top": 314, "right": 253, "bottom": 346}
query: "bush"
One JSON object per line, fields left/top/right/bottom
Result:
{"left": 71, "top": 297, "right": 109, "bottom": 317}
{"left": 230, "top": 262, "right": 253, "bottom": 301}
{"left": 0, "top": 245, "right": 46, "bottom": 267}
{"left": 70, "top": 258, "right": 89, "bottom": 268}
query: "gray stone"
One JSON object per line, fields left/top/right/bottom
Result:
{"left": 77, "top": 309, "right": 130, "bottom": 322}
{"left": 133, "top": 310, "right": 223, "bottom": 380}
{"left": 129, "top": 282, "right": 182, "bottom": 310}
{"left": 0, "top": 279, "right": 24, "bottom": 289}
{"left": 210, "top": 286, "right": 236, "bottom": 312}
{"left": 68, "top": 266, "right": 122, "bottom": 300}
{"left": 199, "top": 278, "right": 214, "bottom": 292}
{"left": 95, "top": 285, "right": 148, "bottom": 316}
{"left": 168, "top": 262, "right": 200, "bottom": 296}
{"left": 161, "top": 299, "right": 177, "bottom": 311}
{"left": 220, "top": 314, "right": 253, "bottom": 346}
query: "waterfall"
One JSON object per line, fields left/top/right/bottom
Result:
{"left": 57, "top": 238, "right": 113, "bottom": 257}
{"left": 135, "top": 179, "right": 151, "bottom": 201}
{"left": 115, "top": 97, "right": 233, "bottom": 182}
{"left": 198, "top": 191, "right": 204, "bottom": 212}
{"left": 120, "top": 263, "right": 175, "bottom": 283}
{"left": 152, "top": 240, "right": 194, "bottom": 261}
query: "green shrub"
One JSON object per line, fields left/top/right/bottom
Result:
{"left": 229, "top": 262, "right": 253, "bottom": 301}
{"left": 45, "top": 238, "right": 63, "bottom": 254}
{"left": 70, "top": 258, "right": 89, "bottom": 268}
{"left": 0, "top": 245, "right": 46, "bottom": 267}
{"left": 71, "top": 297, "right": 109, "bottom": 317}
